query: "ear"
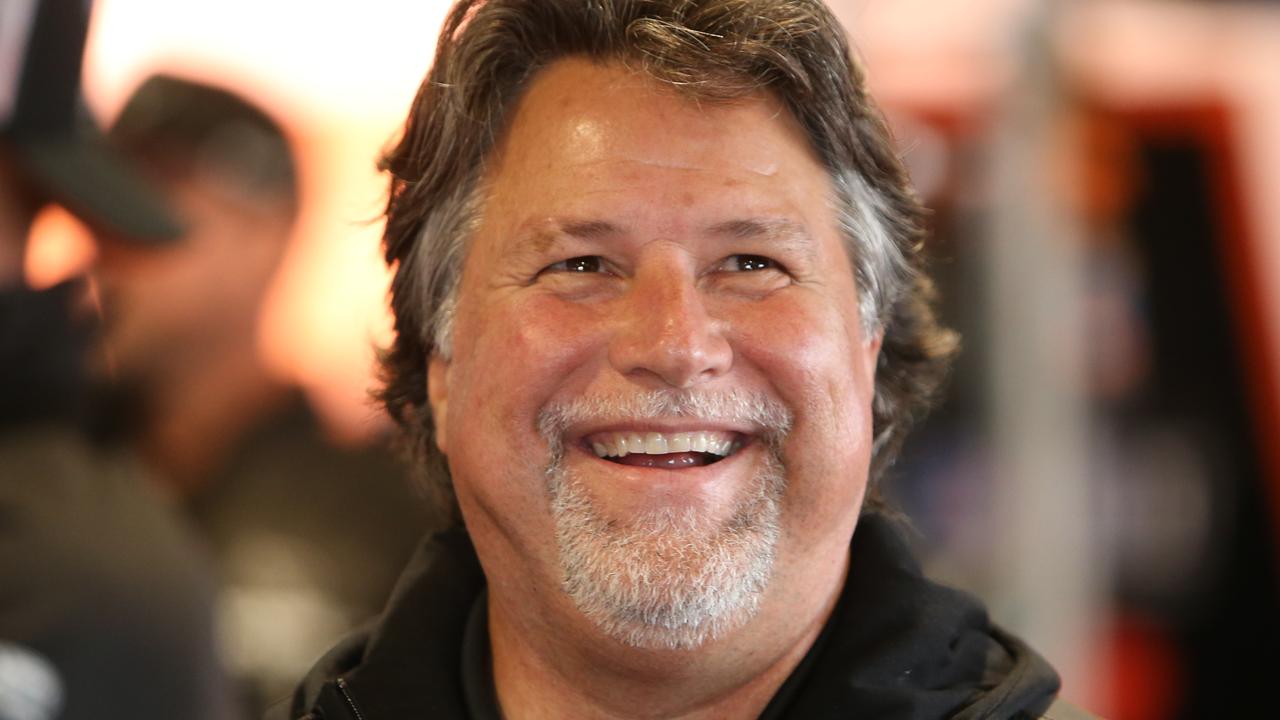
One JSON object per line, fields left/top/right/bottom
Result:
{"left": 866, "top": 326, "right": 884, "bottom": 359}
{"left": 862, "top": 327, "right": 884, "bottom": 383}
{"left": 427, "top": 354, "right": 451, "bottom": 454}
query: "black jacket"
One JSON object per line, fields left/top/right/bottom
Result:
{"left": 269, "top": 513, "right": 1092, "bottom": 719}
{"left": 1, "top": 283, "right": 235, "bottom": 720}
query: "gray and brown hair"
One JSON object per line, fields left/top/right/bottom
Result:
{"left": 377, "top": 0, "right": 957, "bottom": 521}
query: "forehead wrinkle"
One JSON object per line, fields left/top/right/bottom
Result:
{"left": 570, "top": 154, "right": 781, "bottom": 179}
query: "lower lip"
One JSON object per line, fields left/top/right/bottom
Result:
{"left": 601, "top": 451, "right": 712, "bottom": 469}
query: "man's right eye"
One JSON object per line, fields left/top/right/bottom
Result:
{"left": 544, "top": 256, "right": 605, "bottom": 273}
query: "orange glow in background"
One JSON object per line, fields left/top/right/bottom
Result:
{"left": 27, "top": 0, "right": 453, "bottom": 439}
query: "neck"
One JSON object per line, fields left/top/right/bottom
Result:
{"left": 136, "top": 347, "right": 289, "bottom": 495}
{"left": 488, "top": 552, "right": 848, "bottom": 720}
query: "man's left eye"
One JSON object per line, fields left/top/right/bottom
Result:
{"left": 544, "top": 256, "right": 605, "bottom": 273}
{"left": 723, "top": 255, "right": 777, "bottom": 272}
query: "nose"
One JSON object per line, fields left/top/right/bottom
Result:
{"left": 608, "top": 269, "right": 733, "bottom": 388}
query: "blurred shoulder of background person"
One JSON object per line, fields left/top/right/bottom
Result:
{"left": 0, "top": 1, "right": 236, "bottom": 719}
{"left": 86, "top": 72, "right": 432, "bottom": 714}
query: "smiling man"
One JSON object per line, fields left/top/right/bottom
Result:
{"left": 273, "top": 1, "right": 1090, "bottom": 719}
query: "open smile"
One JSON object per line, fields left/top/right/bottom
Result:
{"left": 582, "top": 430, "right": 748, "bottom": 469}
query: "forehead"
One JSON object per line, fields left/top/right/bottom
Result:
{"left": 479, "top": 58, "right": 835, "bottom": 236}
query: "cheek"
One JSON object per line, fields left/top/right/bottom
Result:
{"left": 443, "top": 293, "right": 610, "bottom": 544}
{"left": 447, "top": 293, "right": 604, "bottom": 443}
{"left": 732, "top": 291, "right": 874, "bottom": 423}
{"left": 730, "top": 294, "right": 875, "bottom": 512}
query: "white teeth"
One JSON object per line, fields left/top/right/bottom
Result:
{"left": 589, "top": 430, "right": 740, "bottom": 459}
{"left": 644, "top": 433, "right": 667, "bottom": 454}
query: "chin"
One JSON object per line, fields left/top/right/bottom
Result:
{"left": 548, "top": 446, "right": 786, "bottom": 651}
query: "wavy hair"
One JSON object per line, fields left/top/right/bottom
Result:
{"left": 377, "top": 0, "right": 958, "bottom": 522}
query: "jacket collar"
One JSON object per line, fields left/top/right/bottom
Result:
{"left": 295, "top": 514, "right": 1060, "bottom": 719}
{"left": 324, "top": 527, "right": 484, "bottom": 718}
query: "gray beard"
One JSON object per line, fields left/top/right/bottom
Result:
{"left": 538, "top": 390, "right": 790, "bottom": 650}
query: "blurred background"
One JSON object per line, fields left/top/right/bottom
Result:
{"left": 20, "top": 0, "right": 1280, "bottom": 717}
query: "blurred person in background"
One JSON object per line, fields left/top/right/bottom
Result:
{"left": 87, "top": 74, "right": 431, "bottom": 714}
{"left": 272, "top": 1, "right": 1095, "bottom": 718}
{"left": 0, "top": 1, "right": 234, "bottom": 719}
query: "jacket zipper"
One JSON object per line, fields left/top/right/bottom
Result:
{"left": 335, "top": 677, "right": 367, "bottom": 720}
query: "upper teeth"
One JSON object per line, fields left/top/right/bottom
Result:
{"left": 590, "top": 431, "right": 739, "bottom": 459}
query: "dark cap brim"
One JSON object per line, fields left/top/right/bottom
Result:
{"left": 8, "top": 126, "right": 184, "bottom": 244}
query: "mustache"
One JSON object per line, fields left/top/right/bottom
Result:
{"left": 537, "top": 389, "right": 793, "bottom": 456}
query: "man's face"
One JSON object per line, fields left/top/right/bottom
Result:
{"left": 428, "top": 60, "right": 881, "bottom": 650}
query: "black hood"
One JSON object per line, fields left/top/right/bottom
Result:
{"left": 762, "top": 513, "right": 1060, "bottom": 718}
{"left": 270, "top": 513, "right": 1061, "bottom": 719}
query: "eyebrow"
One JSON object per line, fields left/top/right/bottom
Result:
{"left": 705, "top": 218, "right": 819, "bottom": 263}
{"left": 523, "top": 219, "right": 625, "bottom": 255}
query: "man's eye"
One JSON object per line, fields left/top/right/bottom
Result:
{"left": 724, "top": 255, "right": 777, "bottom": 272}
{"left": 545, "top": 256, "right": 605, "bottom": 273}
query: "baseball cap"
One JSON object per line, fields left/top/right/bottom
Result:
{"left": 0, "top": 0, "right": 182, "bottom": 243}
